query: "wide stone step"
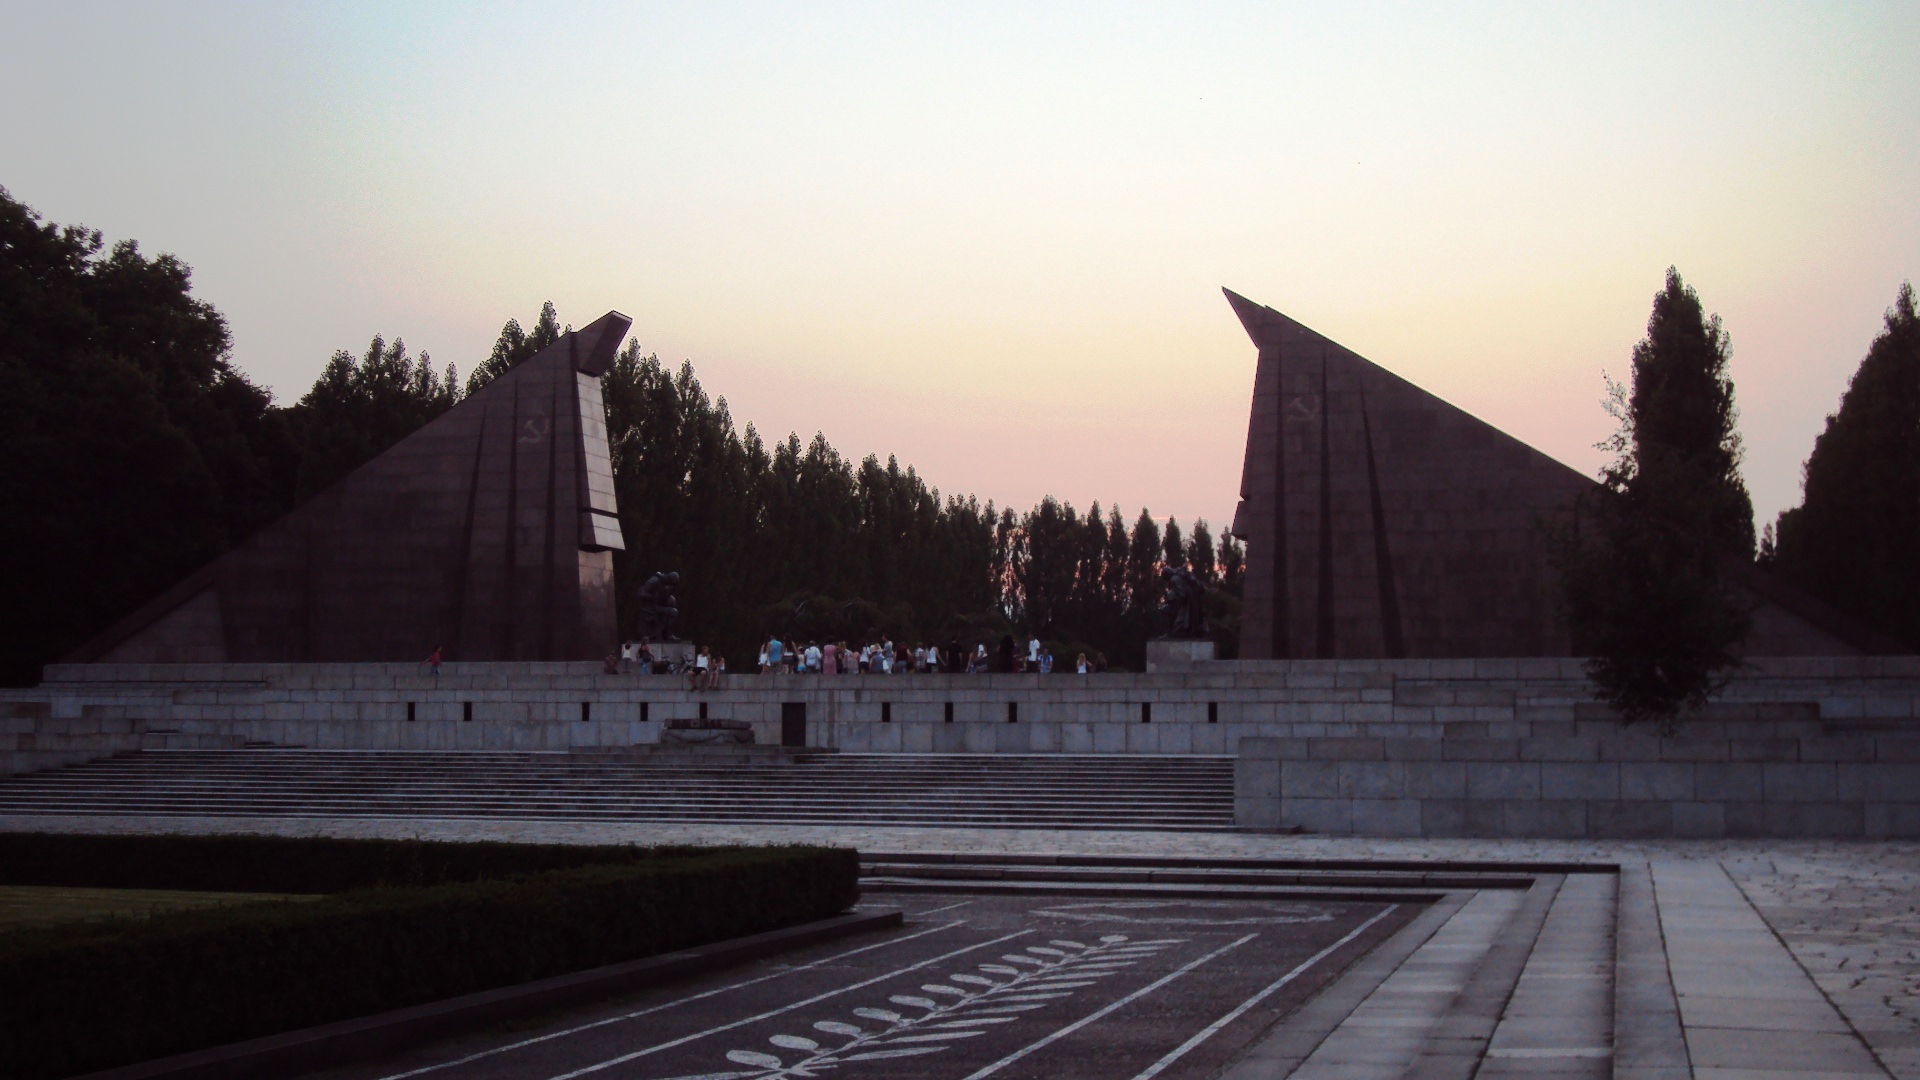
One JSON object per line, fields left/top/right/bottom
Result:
{"left": 0, "top": 749, "right": 1235, "bottom": 829}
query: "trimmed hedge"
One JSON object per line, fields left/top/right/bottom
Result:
{"left": 0, "top": 832, "right": 703, "bottom": 893}
{"left": 0, "top": 840, "right": 859, "bottom": 1079}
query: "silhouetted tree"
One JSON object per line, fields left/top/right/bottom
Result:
{"left": 1187, "top": 519, "right": 1217, "bottom": 585}
{"left": 1555, "top": 268, "right": 1754, "bottom": 727}
{"left": 286, "top": 335, "right": 459, "bottom": 501}
{"left": 1768, "top": 283, "right": 1920, "bottom": 649}
{"left": 0, "top": 187, "right": 296, "bottom": 684}
{"left": 464, "top": 301, "right": 562, "bottom": 395}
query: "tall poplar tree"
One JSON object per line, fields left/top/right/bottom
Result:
{"left": 1555, "top": 268, "right": 1754, "bottom": 727}
{"left": 1768, "top": 284, "right": 1920, "bottom": 649}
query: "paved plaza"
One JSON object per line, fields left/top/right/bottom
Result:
{"left": 304, "top": 893, "right": 1411, "bottom": 1080}
{"left": 11, "top": 813, "right": 1920, "bottom": 1077}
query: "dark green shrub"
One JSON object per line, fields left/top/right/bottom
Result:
{"left": 0, "top": 841, "right": 858, "bottom": 1079}
{"left": 0, "top": 832, "right": 709, "bottom": 892}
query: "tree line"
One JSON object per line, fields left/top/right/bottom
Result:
{"left": 3, "top": 188, "right": 1910, "bottom": 695}
{"left": 1555, "top": 268, "right": 1919, "bottom": 727}
{"left": 0, "top": 187, "right": 1241, "bottom": 683}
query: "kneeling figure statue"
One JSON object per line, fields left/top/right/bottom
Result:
{"left": 1158, "top": 563, "right": 1209, "bottom": 639}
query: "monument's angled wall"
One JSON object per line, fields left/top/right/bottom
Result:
{"left": 1222, "top": 289, "right": 1879, "bottom": 660}
{"left": 66, "top": 314, "right": 632, "bottom": 665}
{"left": 9, "top": 658, "right": 1920, "bottom": 837}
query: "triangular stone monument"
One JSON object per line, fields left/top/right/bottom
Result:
{"left": 1223, "top": 289, "right": 1875, "bottom": 659}
{"left": 72, "top": 312, "right": 632, "bottom": 663}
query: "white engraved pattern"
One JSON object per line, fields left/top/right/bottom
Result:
{"left": 654, "top": 934, "right": 1182, "bottom": 1079}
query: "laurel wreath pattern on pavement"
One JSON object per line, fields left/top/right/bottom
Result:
{"left": 656, "top": 933, "right": 1185, "bottom": 1079}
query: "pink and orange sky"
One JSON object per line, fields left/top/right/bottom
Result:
{"left": 4, "top": 2, "right": 1915, "bottom": 535}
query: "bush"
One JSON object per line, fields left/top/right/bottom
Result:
{"left": 0, "top": 838, "right": 858, "bottom": 1079}
{"left": 0, "top": 832, "right": 713, "bottom": 893}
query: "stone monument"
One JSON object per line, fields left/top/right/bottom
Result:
{"left": 70, "top": 313, "right": 634, "bottom": 663}
{"left": 1222, "top": 288, "right": 1882, "bottom": 659}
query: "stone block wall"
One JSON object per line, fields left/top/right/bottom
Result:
{"left": 0, "top": 700, "right": 145, "bottom": 776}
{"left": 10, "top": 657, "right": 1920, "bottom": 837}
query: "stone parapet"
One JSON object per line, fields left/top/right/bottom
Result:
{"left": 8, "top": 659, "right": 1920, "bottom": 836}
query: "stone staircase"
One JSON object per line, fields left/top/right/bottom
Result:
{"left": 0, "top": 750, "right": 1236, "bottom": 830}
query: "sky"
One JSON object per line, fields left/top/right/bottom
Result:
{"left": 3, "top": 2, "right": 1915, "bottom": 535}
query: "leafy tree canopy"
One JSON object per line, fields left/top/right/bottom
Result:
{"left": 1554, "top": 268, "right": 1755, "bottom": 727}
{"left": 1768, "top": 283, "right": 1920, "bottom": 649}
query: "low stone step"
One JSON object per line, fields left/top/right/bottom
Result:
{"left": 0, "top": 749, "right": 1236, "bottom": 829}
{"left": 858, "top": 861, "right": 1536, "bottom": 890}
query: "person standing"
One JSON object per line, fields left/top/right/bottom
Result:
{"left": 924, "top": 642, "right": 941, "bottom": 674}
{"left": 1028, "top": 635, "right": 1041, "bottom": 670}
{"left": 757, "top": 639, "right": 770, "bottom": 674}
{"left": 972, "top": 642, "right": 989, "bottom": 674}
{"left": 805, "top": 641, "right": 822, "bottom": 674}
{"left": 822, "top": 641, "right": 839, "bottom": 677}
{"left": 766, "top": 636, "right": 783, "bottom": 675}
{"left": 1076, "top": 652, "right": 1090, "bottom": 674}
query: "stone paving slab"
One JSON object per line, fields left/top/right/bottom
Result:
{"left": 1289, "top": 889, "right": 1521, "bottom": 1078}
{"left": 1477, "top": 872, "right": 1615, "bottom": 1078}
{"left": 10, "top": 813, "right": 1920, "bottom": 1077}
{"left": 1656, "top": 859, "right": 1888, "bottom": 1076}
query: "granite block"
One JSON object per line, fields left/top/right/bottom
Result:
{"left": 1588, "top": 800, "right": 1673, "bottom": 839}
{"left": 1466, "top": 761, "right": 1540, "bottom": 800}
{"left": 1403, "top": 761, "right": 1469, "bottom": 799}
{"left": 1280, "top": 797, "right": 1353, "bottom": 834}
{"left": 1503, "top": 799, "right": 1587, "bottom": 838}
{"left": 1540, "top": 762, "right": 1619, "bottom": 801}
{"left": 1281, "top": 760, "right": 1340, "bottom": 799}
{"left": 1763, "top": 763, "right": 1838, "bottom": 802}
{"left": 1350, "top": 799, "right": 1422, "bottom": 837}
{"left": 1337, "top": 761, "right": 1407, "bottom": 799}
{"left": 1619, "top": 762, "right": 1695, "bottom": 801}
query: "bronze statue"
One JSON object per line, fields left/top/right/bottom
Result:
{"left": 1159, "top": 564, "right": 1209, "bottom": 639}
{"left": 635, "top": 571, "right": 681, "bottom": 641}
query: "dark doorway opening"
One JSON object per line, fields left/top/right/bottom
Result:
{"left": 781, "top": 702, "right": 807, "bottom": 747}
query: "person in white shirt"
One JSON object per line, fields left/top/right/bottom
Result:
{"left": 924, "top": 643, "right": 940, "bottom": 673}
{"left": 1028, "top": 637, "right": 1041, "bottom": 668}
{"left": 804, "top": 642, "right": 822, "bottom": 673}
{"left": 1076, "top": 652, "right": 1090, "bottom": 674}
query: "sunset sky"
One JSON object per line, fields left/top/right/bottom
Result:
{"left": 4, "top": 2, "right": 1915, "bottom": 535}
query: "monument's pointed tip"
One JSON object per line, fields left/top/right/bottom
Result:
{"left": 571, "top": 310, "right": 633, "bottom": 376}
{"left": 1221, "top": 288, "right": 1274, "bottom": 339}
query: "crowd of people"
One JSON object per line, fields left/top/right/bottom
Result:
{"left": 603, "top": 633, "right": 1104, "bottom": 688}
{"left": 752, "top": 634, "right": 1100, "bottom": 676}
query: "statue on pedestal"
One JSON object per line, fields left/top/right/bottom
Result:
{"left": 1158, "top": 564, "right": 1209, "bottom": 639}
{"left": 635, "top": 571, "right": 682, "bottom": 642}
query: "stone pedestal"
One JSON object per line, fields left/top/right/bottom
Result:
{"left": 1145, "top": 639, "right": 1215, "bottom": 672}
{"left": 645, "top": 641, "right": 694, "bottom": 672}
